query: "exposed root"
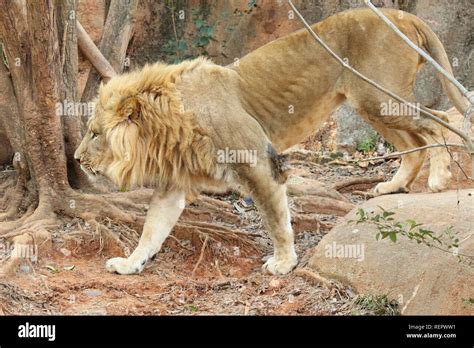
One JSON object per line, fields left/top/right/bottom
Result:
{"left": 287, "top": 177, "right": 349, "bottom": 202}
{"left": 0, "top": 228, "right": 52, "bottom": 276}
{"left": 294, "top": 267, "right": 335, "bottom": 289}
{"left": 61, "top": 192, "right": 145, "bottom": 231}
{"left": 192, "top": 235, "right": 209, "bottom": 276}
{"left": 333, "top": 175, "right": 385, "bottom": 192}
{"left": 0, "top": 199, "right": 57, "bottom": 237}
{"left": 186, "top": 196, "right": 241, "bottom": 225}
{"left": 352, "top": 190, "right": 375, "bottom": 199}
{"left": 292, "top": 196, "right": 354, "bottom": 216}
{"left": 1, "top": 185, "right": 260, "bottom": 272}
{"left": 291, "top": 213, "right": 332, "bottom": 233}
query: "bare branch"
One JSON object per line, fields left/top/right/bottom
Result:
{"left": 76, "top": 20, "right": 116, "bottom": 83}
{"left": 80, "top": 0, "right": 138, "bottom": 103}
{"left": 352, "top": 143, "right": 467, "bottom": 162}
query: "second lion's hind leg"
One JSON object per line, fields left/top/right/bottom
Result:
{"left": 423, "top": 108, "right": 452, "bottom": 192}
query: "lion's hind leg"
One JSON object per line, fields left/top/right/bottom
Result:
{"left": 421, "top": 108, "right": 452, "bottom": 192}
{"left": 353, "top": 105, "right": 428, "bottom": 195}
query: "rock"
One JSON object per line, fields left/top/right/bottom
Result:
{"left": 60, "top": 248, "right": 72, "bottom": 257}
{"left": 308, "top": 189, "right": 474, "bottom": 315}
{"left": 83, "top": 289, "right": 102, "bottom": 297}
{"left": 18, "top": 264, "right": 30, "bottom": 274}
{"left": 335, "top": 103, "right": 377, "bottom": 153}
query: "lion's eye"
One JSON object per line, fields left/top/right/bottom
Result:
{"left": 91, "top": 132, "right": 98, "bottom": 140}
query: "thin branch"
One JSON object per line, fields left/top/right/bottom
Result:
{"left": 76, "top": 20, "right": 116, "bottom": 82}
{"left": 169, "top": 0, "right": 181, "bottom": 60}
{"left": 352, "top": 143, "right": 467, "bottom": 162}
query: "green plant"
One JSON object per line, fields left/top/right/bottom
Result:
{"left": 187, "top": 304, "right": 199, "bottom": 312}
{"left": 162, "top": 39, "right": 190, "bottom": 64}
{"left": 349, "top": 206, "right": 473, "bottom": 263}
{"left": 353, "top": 294, "right": 400, "bottom": 315}
{"left": 192, "top": 10, "right": 214, "bottom": 55}
{"left": 161, "top": 5, "right": 216, "bottom": 64}
{"left": 462, "top": 298, "right": 474, "bottom": 305}
{"left": 357, "top": 134, "right": 379, "bottom": 154}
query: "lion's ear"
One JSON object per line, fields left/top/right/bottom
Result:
{"left": 118, "top": 96, "right": 141, "bottom": 122}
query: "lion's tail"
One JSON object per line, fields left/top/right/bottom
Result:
{"left": 415, "top": 18, "right": 469, "bottom": 115}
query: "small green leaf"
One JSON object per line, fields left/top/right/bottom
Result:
{"left": 389, "top": 232, "right": 397, "bottom": 242}
{"left": 188, "top": 305, "right": 199, "bottom": 312}
{"left": 64, "top": 265, "right": 75, "bottom": 271}
{"left": 196, "top": 36, "right": 210, "bottom": 47}
{"left": 200, "top": 26, "right": 214, "bottom": 37}
{"left": 177, "top": 40, "right": 187, "bottom": 51}
{"left": 45, "top": 265, "right": 59, "bottom": 274}
{"left": 195, "top": 18, "right": 205, "bottom": 29}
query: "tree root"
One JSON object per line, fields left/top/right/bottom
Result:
{"left": 292, "top": 196, "right": 354, "bottom": 216}
{"left": 287, "top": 176, "right": 349, "bottom": 202}
{"left": 0, "top": 201, "right": 58, "bottom": 238}
{"left": 174, "top": 221, "right": 260, "bottom": 255}
{"left": 294, "top": 267, "right": 335, "bottom": 289}
{"left": 291, "top": 213, "right": 333, "bottom": 233}
{"left": 191, "top": 235, "right": 209, "bottom": 277}
{"left": 333, "top": 175, "right": 385, "bottom": 192}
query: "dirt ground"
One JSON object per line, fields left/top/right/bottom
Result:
{"left": 1, "top": 113, "right": 471, "bottom": 316}
{"left": 0, "top": 145, "right": 406, "bottom": 316}
{"left": 3, "top": 108, "right": 472, "bottom": 317}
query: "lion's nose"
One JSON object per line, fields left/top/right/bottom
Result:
{"left": 74, "top": 149, "right": 81, "bottom": 163}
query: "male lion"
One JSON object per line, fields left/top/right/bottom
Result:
{"left": 75, "top": 9, "right": 469, "bottom": 275}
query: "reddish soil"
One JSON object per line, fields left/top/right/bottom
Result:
{"left": 1, "top": 121, "right": 471, "bottom": 315}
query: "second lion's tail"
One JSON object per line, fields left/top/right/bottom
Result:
{"left": 414, "top": 18, "right": 469, "bottom": 115}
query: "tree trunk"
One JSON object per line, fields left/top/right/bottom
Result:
{"left": 0, "top": 55, "right": 21, "bottom": 162}
{"left": 56, "top": 0, "right": 90, "bottom": 188}
{"left": 0, "top": 0, "right": 144, "bottom": 240}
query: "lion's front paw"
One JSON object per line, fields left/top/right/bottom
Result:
{"left": 106, "top": 257, "right": 145, "bottom": 275}
{"left": 262, "top": 255, "right": 298, "bottom": 275}
{"left": 374, "top": 182, "right": 409, "bottom": 196}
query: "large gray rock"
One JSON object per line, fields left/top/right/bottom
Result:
{"left": 309, "top": 189, "right": 474, "bottom": 315}
{"left": 335, "top": 103, "right": 377, "bottom": 153}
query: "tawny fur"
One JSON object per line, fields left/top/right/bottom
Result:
{"left": 75, "top": 8, "right": 467, "bottom": 276}
{"left": 75, "top": 58, "right": 218, "bottom": 195}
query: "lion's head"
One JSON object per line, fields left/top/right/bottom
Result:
{"left": 74, "top": 59, "right": 217, "bottom": 192}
